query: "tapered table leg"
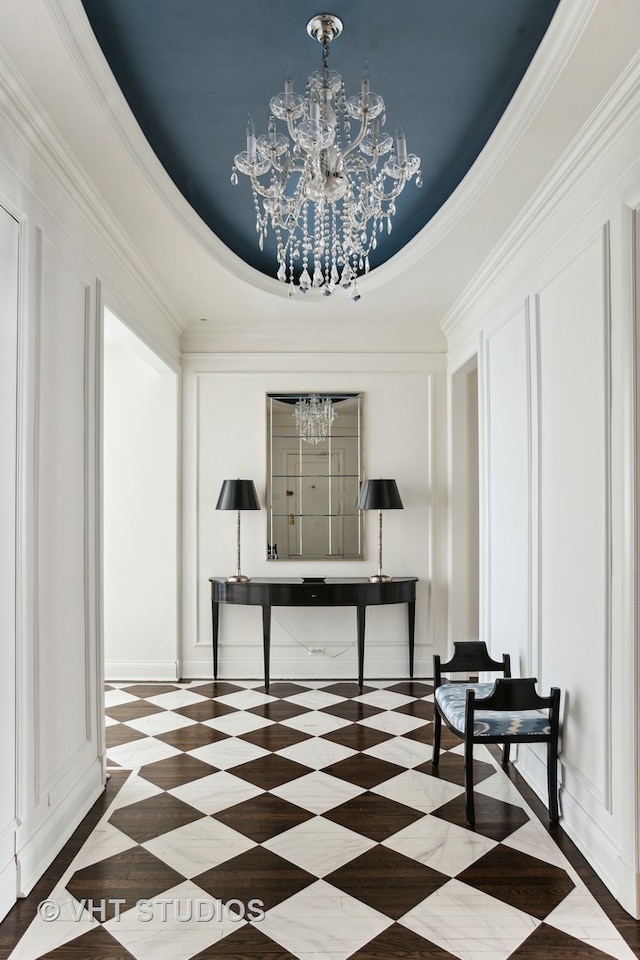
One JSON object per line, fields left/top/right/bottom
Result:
{"left": 211, "top": 600, "right": 219, "bottom": 679}
{"left": 262, "top": 604, "right": 271, "bottom": 692}
{"left": 407, "top": 599, "right": 416, "bottom": 678}
{"left": 356, "top": 604, "right": 366, "bottom": 692}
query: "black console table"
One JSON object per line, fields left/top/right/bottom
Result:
{"left": 209, "top": 577, "right": 417, "bottom": 692}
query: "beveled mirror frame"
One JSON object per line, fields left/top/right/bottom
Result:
{"left": 266, "top": 392, "right": 364, "bottom": 560}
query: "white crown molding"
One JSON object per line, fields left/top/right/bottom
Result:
{"left": 442, "top": 46, "right": 640, "bottom": 337}
{"left": 43, "top": 0, "right": 597, "bottom": 302}
{"left": 0, "top": 38, "right": 184, "bottom": 346}
{"left": 180, "top": 351, "right": 448, "bottom": 374}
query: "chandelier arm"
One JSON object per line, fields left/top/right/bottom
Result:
{"left": 341, "top": 114, "right": 370, "bottom": 160}
{"left": 247, "top": 173, "right": 287, "bottom": 200}
{"left": 286, "top": 114, "right": 300, "bottom": 144}
{"left": 371, "top": 177, "right": 410, "bottom": 203}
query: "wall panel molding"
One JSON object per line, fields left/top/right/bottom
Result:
{"left": 536, "top": 225, "right": 613, "bottom": 812}
{"left": 33, "top": 232, "right": 93, "bottom": 803}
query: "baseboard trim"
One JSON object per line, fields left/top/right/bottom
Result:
{"left": 0, "top": 854, "right": 17, "bottom": 923}
{"left": 16, "top": 762, "right": 104, "bottom": 897}
{"left": 105, "top": 660, "right": 180, "bottom": 681}
{"left": 180, "top": 656, "right": 434, "bottom": 682}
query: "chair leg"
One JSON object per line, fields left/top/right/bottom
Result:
{"left": 465, "top": 741, "right": 475, "bottom": 825}
{"left": 547, "top": 740, "right": 559, "bottom": 823}
{"left": 502, "top": 741, "right": 510, "bottom": 765}
{"left": 432, "top": 707, "right": 441, "bottom": 766}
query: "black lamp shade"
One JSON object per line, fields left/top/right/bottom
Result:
{"left": 357, "top": 479, "right": 403, "bottom": 510}
{"left": 216, "top": 479, "right": 260, "bottom": 511}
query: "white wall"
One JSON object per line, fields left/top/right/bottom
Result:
{"left": 0, "top": 33, "right": 182, "bottom": 903}
{"left": 181, "top": 353, "right": 448, "bottom": 681}
{"left": 103, "top": 310, "right": 179, "bottom": 680}
{"left": 445, "top": 50, "right": 640, "bottom": 916}
{"left": 0, "top": 205, "right": 19, "bottom": 921}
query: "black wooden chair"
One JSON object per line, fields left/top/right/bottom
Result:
{"left": 432, "top": 641, "right": 561, "bottom": 825}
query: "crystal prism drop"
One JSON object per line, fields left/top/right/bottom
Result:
{"left": 277, "top": 262, "right": 287, "bottom": 282}
{"left": 230, "top": 170, "right": 238, "bottom": 185}
{"left": 299, "top": 268, "right": 311, "bottom": 292}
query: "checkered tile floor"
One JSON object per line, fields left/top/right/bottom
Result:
{"left": 9, "top": 679, "right": 637, "bottom": 960}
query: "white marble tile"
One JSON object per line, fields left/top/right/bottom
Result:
{"left": 143, "top": 817, "right": 256, "bottom": 877}
{"left": 354, "top": 689, "right": 414, "bottom": 709}
{"left": 123, "top": 711, "right": 197, "bottom": 736}
{"left": 202, "top": 710, "right": 272, "bottom": 735}
{"left": 187, "top": 737, "right": 269, "bottom": 770}
{"left": 501, "top": 819, "right": 570, "bottom": 870}
{"left": 358, "top": 710, "right": 425, "bottom": 736}
{"left": 215, "top": 688, "right": 276, "bottom": 709}
{"left": 263, "top": 817, "right": 375, "bottom": 876}
{"left": 280, "top": 711, "right": 351, "bottom": 736}
{"left": 474, "top": 767, "right": 533, "bottom": 806}
{"left": 284, "top": 689, "right": 346, "bottom": 710}
{"left": 105, "top": 689, "right": 138, "bottom": 707}
{"left": 168, "top": 771, "right": 264, "bottom": 815}
{"left": 104, "top": 714, "right": 119, "bottom": 727}
{"left": 270, "top": 770, "right": 364, "bottom": 814}
{"left": 144, "top": 689, "right": 209, "bottom": 710}
{"left": 259, "top": 878, "right": 391, "bottom": 960}
{"left": 105, "top": 880, "right": 240, "bottom": 960}
{"left": 70, "top": 819, "right": 138, "bottom": 871}
{"left": 275, "top": 737, "right": 356, "bottom": 770}
{"left": 383, "top": 814, "right": 496, "bottom": 876}
{"left": 401, "top": 878, "right": 540, "bottom": 960}
{"left": 109, "top": 772, "right": 164, "bottom": 811}
{"left": 107, "top": 737, "right": 181, "bottom": 769}
{"left": 371, "top": 768, "right": 464, "bottom": 814}
{"left": 363, "top": 734, "right": 433, "bottom": 768}
{"left": 545, "top": 887, "right": 638, "bottom": 960}
{"left": 6, "top": 894, "right": 98, "bottom": 960}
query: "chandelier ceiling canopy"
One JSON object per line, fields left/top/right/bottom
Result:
{"left": 79, "top": 0, "right": 561, "bottom": 293}
{"left": 232, "top": 13, "right": 421, "bottom": 298}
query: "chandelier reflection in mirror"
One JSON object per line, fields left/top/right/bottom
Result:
{"left": 231, "top": 13, "right": 421, "bottom": 299}
{"left": 294, "top": 394, "right": 337, "bottom": 444}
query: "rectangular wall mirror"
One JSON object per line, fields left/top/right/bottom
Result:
{"left": 266, "top": 393, "right": 364, "bottom": 560}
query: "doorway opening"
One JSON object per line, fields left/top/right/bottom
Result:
{"left": 102, "top": 308, "right": 179, "bottom": 680}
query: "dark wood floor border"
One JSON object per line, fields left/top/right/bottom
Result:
{"left": 0, "top": 770, "right": 130, "bottom": 960}
{"left": 488, "top": 746, "right": 640, "bottom": 958}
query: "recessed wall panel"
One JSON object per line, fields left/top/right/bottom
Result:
{"left": 486, "top": 306, "right": 531, "bottom": 669}
{"left": 36, "top": 241, "right": 89, "bottom": 791}
{"left": 538, "top": 231, "right": 610, "bottom": 804}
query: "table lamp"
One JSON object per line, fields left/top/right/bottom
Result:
{"left": 216, "top": 479, "right": 260, "bottom": 582}
{"left": 357, "top": 478, "right": 403, "bottom": 582}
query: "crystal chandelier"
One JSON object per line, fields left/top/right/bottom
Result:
{"left": 231, "top": 13, "right": 421, "bottom": 299}
{"left": 293, "top": 395, "right": 336, "bottom": 444}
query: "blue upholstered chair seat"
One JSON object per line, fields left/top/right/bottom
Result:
{"left": 434, "top": 682, "right": 552, "bottom": 738}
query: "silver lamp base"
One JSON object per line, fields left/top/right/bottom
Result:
{"left": 227, "top": 573, "right": 250, "bottom": 582}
